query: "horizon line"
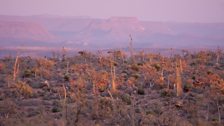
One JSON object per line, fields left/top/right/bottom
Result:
{"left": 1, "top": 14, "right": 224, "bottom": 24}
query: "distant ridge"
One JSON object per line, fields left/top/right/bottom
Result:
{"left": 0, "top": 15, "right": 223, "bottom": 49}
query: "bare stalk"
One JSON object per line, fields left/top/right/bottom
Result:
{"left": 131, "top": 96, "right": 135, "bottom": 126}
{"left": 66, "top": 62, "right": 69, "bottom": 75}
{"left": 206, "top": 104, "right": 209, "bottom": 121}
{"left": 216, "top": 54, "right": 220, "bottom": 64}
{"left": 167, "top": 75, "right": 170, "bottom": 89}
{"left": 216, "top": 47, "right": 221, "bottom": 65}
{"left": 108, "top": 90, "right": 117, "bottom": 116}
{"left": 121, "top": 50, "right": 125, "bottom": 64}
{"left": 62, "top": 46, "right": 67, "bottom": 61}
{"left": 62, "top": 84, "right": 67, "bottom": 124}
{"left": 176, "top": 60, "right": 183, "bottom": 97}
{"left": 160, "top": 69, "right": 164, "bottom": 81}
{"left": 129, "top": 34, "right": 134, "bottom": 63}
{"left": 98, "top": 50, "right": 102, "bottom": 65}
{"left": 217, "top": 101, "right": 221, "bottom": 124}
{"left": 179, "top": 59, "right": 183, "bottom": 73}
{"left": 13, "top": 56, "right": 19, "bottom": 81}
{"left": 110, "top": 59, "right": 116, "bottom": 92}
{"left": 93, "top": 82, "right": 96, "bottom": 95}
{"left": 108, "top": 90, "right": 114, "bottom": 100}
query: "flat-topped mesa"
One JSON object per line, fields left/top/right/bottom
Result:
{"left": 0, "top": 20, "right": 55, "bottom": 41}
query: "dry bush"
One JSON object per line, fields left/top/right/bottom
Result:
{"left": 98, "top": 97, "right": 114, "bottom": 117}
{"left": 108, "top": 50, "right": 126, "bottom": 62}
{"left": 98, "top": 56, "right": 114, "bottom": 68}
{"left": 91, "top": 70, "right": 110, "bottom": 93}
{"left": 70, "top": 64, "right": 94, "bottom": 85}
{"left": 37, "top": 58, "right": 55, "bottom": 68}
{"left": 141, "top": 63, "right": 165, "bottom": 87}
{"left": 73, "top": 77, "right": 86, "bottom": 90}
{"left": 127, "top": 76, "right": 138, "bottom": 87}
{"left": 15, "top": 81, "right": 33, "bottom": 97}
{"left": 33, "top": 58, "right": 55, "bottom": 79}
{"left": 70, "top": 64, "right": 92, "bottom": 74}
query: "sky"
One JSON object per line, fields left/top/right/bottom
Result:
{"left": 0, "top": 0, "right": 224, "bottom": 23}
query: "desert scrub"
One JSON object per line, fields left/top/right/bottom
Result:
{"left": 98, "top": 97, "right": 114, "bottom": 118}
{"left": 153, "top": 63, "right": 161, "bottom": 71}
{"left": 22, "top": 69, "right": 35, "bottom": 78}
{"left": 91, "top": 70, "right": 110, "bottom": 92}
{"left": 121, "top": 93, "right": 132, "bottom": 105}
{"left": 34, "top": 58, "right": 55, "bottom": 78}
{"left": 130, "top": 64, "right": 140, "bottom": 71}
{"left": 37, "top": 58, "right": 55, "bottom": 68}
{"left": 15, "top": 81, "right": 33, "bottom": 97}
{"left": 51, "top": 100, "right": 62, "bottom": 113}
{"left": 64, "top": 73, "right": 70, "bottom": 81}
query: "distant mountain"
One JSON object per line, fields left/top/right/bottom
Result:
{"left": 0, "top": 15, "right": 223, "bottom": 49}
{"left": 0, "top": 20, "right": 56, "bottom": 46}
{"left": 70, "top": 17, "right": 146, "bottom": 48}
{"left": 0, "top": 21, "right": 55, "bottom": 40}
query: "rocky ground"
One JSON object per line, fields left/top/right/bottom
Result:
{"left": 0, "top": 50, "right": 224, "bottom": 126}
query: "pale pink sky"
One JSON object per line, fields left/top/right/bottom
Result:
{"left": 0, "top": 0, "right": 224, "bottom": 22}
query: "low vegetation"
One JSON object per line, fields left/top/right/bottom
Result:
{"left": 0, "top": 49, "right": 223, "bottom": 126}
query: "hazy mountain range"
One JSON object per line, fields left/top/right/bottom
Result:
{"left": 0, "top": 15, "right": 224, "bottom": 49}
